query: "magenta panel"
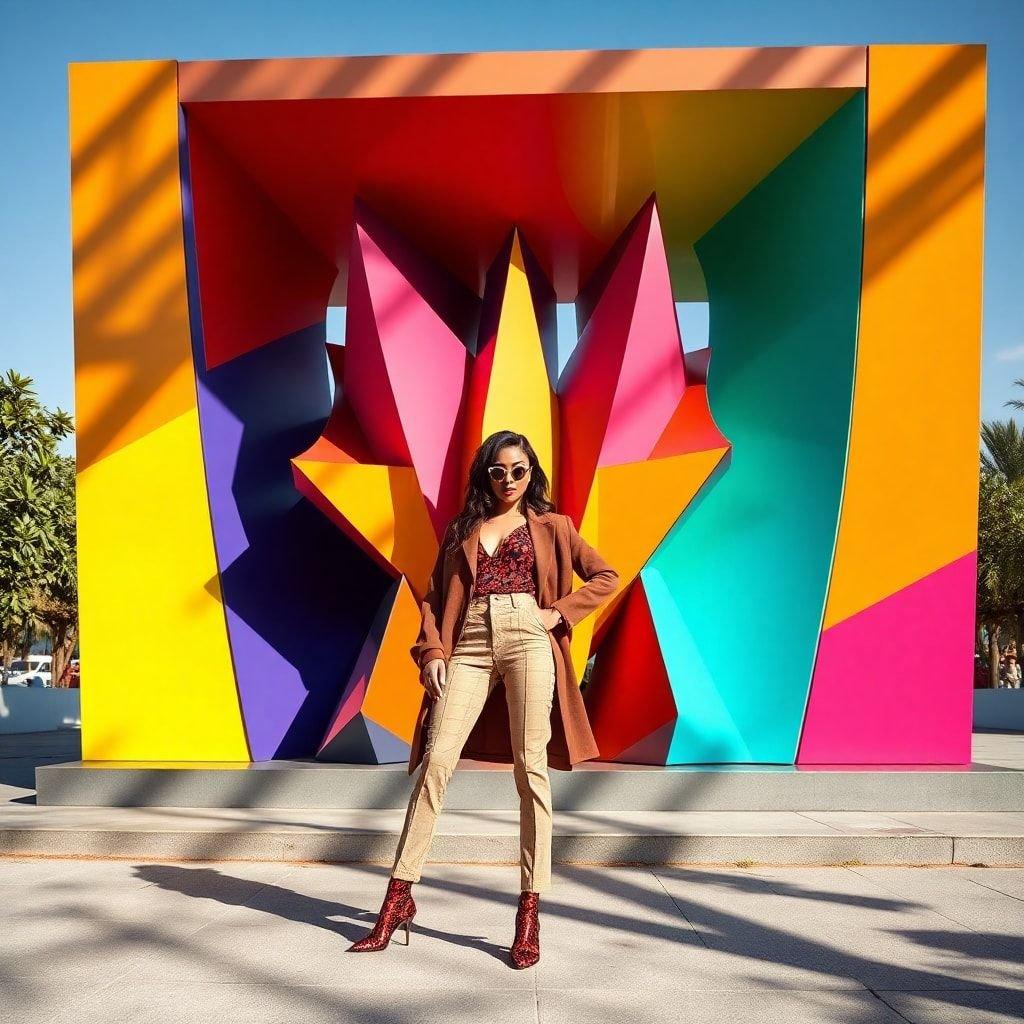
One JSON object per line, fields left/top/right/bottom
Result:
{"left": 797, "top": 551, "right": 977, "bottom": 765}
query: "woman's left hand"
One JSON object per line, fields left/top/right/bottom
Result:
{"left": 537, "top": 607, "right": 563, "bottom": 632}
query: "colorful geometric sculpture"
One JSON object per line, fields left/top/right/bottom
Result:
{"left": 69, "top": 44, "right": 986, "bottom": 767}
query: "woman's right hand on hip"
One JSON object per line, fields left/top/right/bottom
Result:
{"left": 421, "top": 658, "right": 446, "bottom": 700}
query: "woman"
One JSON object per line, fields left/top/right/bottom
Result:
{"left": 347, "top": 429, "right": 618, "bottom": 967}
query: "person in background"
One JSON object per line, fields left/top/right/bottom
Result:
{"left": 1004, "top": 652, "right": 1021, "bottom": 689}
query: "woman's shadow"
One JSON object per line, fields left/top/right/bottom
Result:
{"left": 132, "top": 864, "right": 510, "bottom": 962}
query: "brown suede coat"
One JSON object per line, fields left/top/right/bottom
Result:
{"left": 408, "top": 506, "right": 619, "bottom": 773}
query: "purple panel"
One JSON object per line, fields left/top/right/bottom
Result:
{"left": 180, "top": 109, "right": 390, "bottom": 761}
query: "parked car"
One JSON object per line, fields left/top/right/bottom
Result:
{"left": 3, "top": 655, "right": 53, "bottom": 687}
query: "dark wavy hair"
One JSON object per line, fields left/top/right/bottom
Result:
{"left": 446, "top": 430, "right": 556, "bottom": 549}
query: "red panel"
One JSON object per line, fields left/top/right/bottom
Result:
{"left": 584, "top": 580, "right": 677, "bottom": 760}
{"left": 185, "top": 114, "right": 338, "bottom": 369}
{"left": 184, "top": 94, "right": 638, "bottom": 304}
{"left": 650, "top": 384, "right": 730, "bottom": 458}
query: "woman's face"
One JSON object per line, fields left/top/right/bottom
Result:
{"left": 488, "top": 445, "right": 532, "bottom": 507}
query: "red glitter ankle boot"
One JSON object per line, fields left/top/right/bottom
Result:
{"left": 347, "top": 876, "right": 416, "bottom": 952}
{"left": 509, "top": 890, "right": 541, "bottom": 968}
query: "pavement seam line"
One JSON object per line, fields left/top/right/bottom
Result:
{"left": 798, "top": 810, "right": 947, "bottom": 836}
{"left": 650, "top": 868, "right": 711, "bottom": 949}
{"left": 964, "top": 875, "right": 1024, "bottom": 903}
{"left": 533, "top": 958, "right": 540, "bottom": 1024}
{"left": 863, "top": 985, "right": 917, "bottom": 1023}
{"left": 792, "top": 810, "right": 846, "bottom": 834}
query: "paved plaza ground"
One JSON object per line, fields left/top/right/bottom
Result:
{"left": 4, "top": 857, "right": 1024, "bottom": 1024}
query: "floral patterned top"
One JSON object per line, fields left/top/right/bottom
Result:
{"left": 474, "top": 521, "right": 537, "bottom": 596}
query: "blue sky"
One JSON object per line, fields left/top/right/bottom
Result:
{"left": 1, "top": 0, "right": 1021, "bottom": 458}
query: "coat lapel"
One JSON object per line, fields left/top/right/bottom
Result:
{"left": 458, "top": 506, "right": 555, "bottom": 598}
{"left": 526, "top": 506, "right": 555, "bottom": 598}
{"left": 459, "top": 520, "right": 481, "bottom": 586}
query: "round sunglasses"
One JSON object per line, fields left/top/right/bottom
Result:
{"left": 487, "top": 464, "right": 531, "bottom": 482}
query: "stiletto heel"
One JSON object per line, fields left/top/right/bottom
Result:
{"left": 347, "top": 877, "right": 417, "bottom": 952}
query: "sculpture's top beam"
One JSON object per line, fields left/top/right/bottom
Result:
{"left": 177, "top": 45, "right": 866, "bottom": 103}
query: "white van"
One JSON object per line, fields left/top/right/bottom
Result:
{"left": 4, "top": 655, "right": 53, "bottom": 687}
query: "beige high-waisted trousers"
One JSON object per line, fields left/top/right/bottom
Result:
{"left": 391, "top": 591, "right": 557, "bottom": 892}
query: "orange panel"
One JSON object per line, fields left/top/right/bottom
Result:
{"left": 823, "top": 45, "right": 986, "bottom": 628}
{"left": 179, "top": 46, "right": 865, "bottom": 101}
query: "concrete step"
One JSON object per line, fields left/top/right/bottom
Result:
{"left": 34, "top": 758, "right": 1024, "bottom": 811}
{"left": 3, "top": 806, "right": 1023, "bottom": 866}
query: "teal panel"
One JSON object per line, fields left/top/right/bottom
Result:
{"left": 650, "top": 93, "right": 865, "bottom": 764}
{"left": 642, "top": 563, "right": 754, "bottom": 762}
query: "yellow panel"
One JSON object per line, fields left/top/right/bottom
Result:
{"left": 480, "top": 235, "right": 556, "bottom": 471}
{"left": 70, "top": 61, "right": 247, "bottom": 760}
{"left": 591, "top": 449, "right": 729, "bottom": 615}
{"left": 77, "top": 412, "right": 248, "bottom": 759}
{"left": 824, "top": 45, "right": 985, "bottom": 628}
{"left": 569, "top": 449, "right": 728, "bottom": 679}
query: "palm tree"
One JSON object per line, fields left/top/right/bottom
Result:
{"left": 982, "top": 419, "right": 1024, "bottom": 481}
{"left": 1004, "top": 377, "right": 1024, "bottom": 412}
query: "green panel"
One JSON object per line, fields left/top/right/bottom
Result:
{"left": 649, "top": 93, "right": 865, "bottom": 764}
